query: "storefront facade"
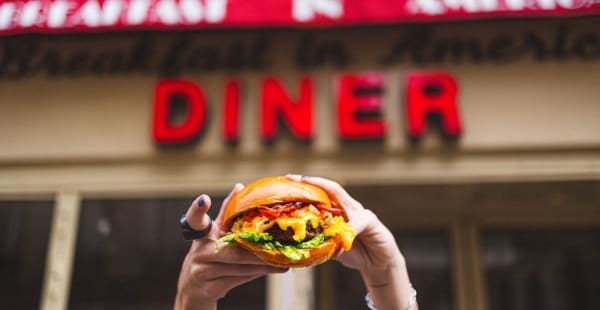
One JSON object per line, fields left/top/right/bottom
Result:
{"left": 1, "top": 7, "right": 600, "bottom": 310}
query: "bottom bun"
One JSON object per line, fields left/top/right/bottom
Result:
{"left": 235, "top": 236, "right": 340, "bottom": 268}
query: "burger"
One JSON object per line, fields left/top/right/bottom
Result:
{"left": 216, "top": 176, "right": 355, "bottom": 268}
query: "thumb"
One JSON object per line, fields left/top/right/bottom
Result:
{"left": 215, "top": 183, "right": 245, "bottom": 230}
{"left": 184, "top": 194, "right": 213, "bottom": 231}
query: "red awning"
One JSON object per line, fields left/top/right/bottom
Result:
{"left": 1, "top": 0, "right": 599, "bottom": 35}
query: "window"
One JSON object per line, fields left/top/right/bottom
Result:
{"left": 316, "top": 230, "right": 454, "bottom": 310}
{"left": 69, "top": 197, "right": 266, "bottom": 310}
{"left": 394, "top": 230, "right": 454, "bottom": 310}
{"left": 314, "top": 184, "right": 457, "bottom": 310}
{"left": 482, "top": 229, "right": 600, "bottom": 310}
{"left": 0, "top": 200, "right": 54, "bottom": 310}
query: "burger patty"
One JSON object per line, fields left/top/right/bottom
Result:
{"left": 265, "top": 221, "right": 323, "bottom": 244}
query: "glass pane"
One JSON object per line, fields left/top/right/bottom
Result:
{"left": 0, "top": 200, "right": 54, "bottom": 310}
{"left": 69, "top": 197, "right": 266, "bottom": 310}
{"left": 482, "top": 229, "right": 600, "bottom": 310}
{"left": 319, "top": 230, "right": 454, "bottom": 310}
{"left": 317, "top": 261, "right": 364, "bottom": 310}
{"left": 395, "top": 230, "right": 454, "bottom": 310}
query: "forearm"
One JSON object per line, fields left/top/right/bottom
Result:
{"left": 174, "top": 255, "right": 217, "bottom": 310}
{"left": 360, "top": 251, "right": 414, "bottom": 310}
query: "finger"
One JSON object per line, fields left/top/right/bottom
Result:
{"left": 296, "top": 176, "right": 365, "bottom": 216}
{"left": 200, "top": 262, "right": 288, "bottom": 280}
{"left": 199, "top": 274, "right": 268, "bottom": 302}
{"left": 214, "top": 183, "right": 245, "bottom": 230}
{"left": 203, "top": 243, "right": 274, "bottom": 265}
{"left": 332, "top": 246, "right": 345, "bottom": 260}
{"left": 212, "top": 274, "right": 270, "bottom": 295}
{"left": 299, "top": 176, "right": 352, "bottom": 202}
{"left": 333, "top": 239, "right": 369, "bottom": 268}
{"left": 285, "top": 174, "right": 346, "bottom": 200}
{"left": 347, "top": 209, "right": 377, "bottom": 235}
{"left": 284, "top": 173, "right": 303, "bottom": 182}
{"left": 185, "top": 194, "right": 212, "bottom": 231}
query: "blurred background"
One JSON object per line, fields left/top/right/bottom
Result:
{"left": 1, "top": 1, "right": 600, "bottom": 309}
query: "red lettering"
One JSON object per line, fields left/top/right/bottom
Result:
{"left": 223, "top": 78, "right": 240, "bottom": 142}
{"left": 336, "top": 73, "right": 386, "bottom": 139}
{"left": 152, "top": 79, "right": 207, "bottom": 144}
{"left": 149, "top": 71, "right": 463, "bottom": 147}
{"left": 405, "top": 72, "right": 461, "bottom": 138}
{"left": 260, "top": 76, "right": 313, "bottom": 140}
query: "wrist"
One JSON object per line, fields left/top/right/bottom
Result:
{"left": 359, "top": 250, "right": 405, "bottom": 286}
{"left": 365, "top": 286, "right": 417, "bottom": 310}
{"left": 175, "top": 290, "right": 217, "bottom": 310}
{"left": 359, "top": 252, "right": 413, "bottom": 310}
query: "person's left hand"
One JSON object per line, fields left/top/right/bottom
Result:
{"left": 175, "top": 184, "right": 288, "bottom": 310}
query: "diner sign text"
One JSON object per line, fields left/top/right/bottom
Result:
{"left": 151, "top": 72, "right": 462, "bottom": 145}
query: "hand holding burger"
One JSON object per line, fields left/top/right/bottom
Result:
{"left": 175, "top": 176, "right": 416, "bottom": 310}
{"left": 174, "top": 184, "right": 289, "bottom": 310}
{"left": 215, "top": 176, "right": 355, "bottom": 268}
{"left": 285, "top": 174, "right": 416, "bottom": 310}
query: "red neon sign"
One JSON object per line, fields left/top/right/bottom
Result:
{"left": 260, "top": 76, "right": 314, "bottom": 141}
{"left": 223, "top": 79, "right": 240, "bottom": 142}
{"left": 152, "top": 79, "right": 207, "bottom": 145}
{"left": 151, "top": 71, "right": 461, "bottom": 145}
{"left": 405, "top": 72, "right": 461, "bottom": 138}
{"left": 336, "top": 73, "right": 386, "bottom": 139}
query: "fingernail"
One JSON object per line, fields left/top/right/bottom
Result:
{"left": 197, "top": 196, "right": 205, "bottom": 207}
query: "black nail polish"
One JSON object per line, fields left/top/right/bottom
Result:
{"left": 197, "top": 197, "right": 205, "bottom": 207}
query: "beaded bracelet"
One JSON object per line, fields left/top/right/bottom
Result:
{"left": 365, "top": 286, "right": 417, "bottom": 310}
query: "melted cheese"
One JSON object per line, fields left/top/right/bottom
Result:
{"left": 233, "top": 216, "right": 275, "bottom": 234}
{"left": 323, "top": 216, "right": 355, "bottom": 251}
{"left": 231, "top": 207, "right": 355, "bottom": 250}
{"left": 274, "top": 211, "right": 320, "bottom": 241}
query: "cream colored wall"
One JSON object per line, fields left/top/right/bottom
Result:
{"left": 1, "top": 20, "right": 600, "bottom": 161}
{"left": 4, "top": 63, "right": 600, "bottom": 161}
{"left": 1, "top": 18, "right": 600, "bottom": 195}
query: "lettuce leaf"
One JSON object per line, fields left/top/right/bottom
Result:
{"left": 217, "top": 233, "right": 237, "bottom": 243}
{"left": 216, "top": 231, "right": 323, "bottom": 261}
{"left": 297, "top": 233, "right": 324, "bottom": 249}
{"left": 262, "top": 242, "right": 275, "bottom": 250}
{"left": 278, "top": 245, "right": 310, "bottom": 260}
{"left": 217, "top": 232, "right": 272, "bottom": 244}
{"left": 238, "top": 231, "right": 272, "bottom": 243}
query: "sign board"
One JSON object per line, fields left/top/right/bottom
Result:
{"left": 0, "top": 0, "right": 599, "bottom": 35}
{"left": 0, "top": 19, "right": 599, "bottom": 162}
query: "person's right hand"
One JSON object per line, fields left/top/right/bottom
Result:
{"left": 285, "top": 174, "right": 414, "bottom": 310}
{"left": 174, "top": 184, "right": 289, "bottom": 310}
{"left": 284, "top": 174, "right": 401, "bottom": 272}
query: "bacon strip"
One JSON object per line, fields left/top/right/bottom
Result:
{"left": 314, "top": 203, "right": 344, "bottom": 216}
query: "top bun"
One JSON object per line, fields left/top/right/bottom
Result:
{"left": 223, "top": 176, "right": 336, "bottom": 228}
